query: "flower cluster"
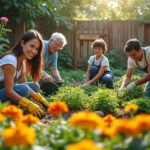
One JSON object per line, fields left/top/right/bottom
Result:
{"left": 1, "top": 101, "right": 150, "bottom": 149}
{"left": 0, "top": 16, "right": 11, "bottom": 55}
{"left": 0, "top": 17, "right": 9, "bottom": 36}
{"left": 47, "top": 100, "right": 69, "bottom": 116}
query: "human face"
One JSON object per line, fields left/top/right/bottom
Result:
{"left": 21, "top": 39, "right": 40, "bottom": 60}
{"left": 93, "top": 47, "right": 103, "bottom": 57}
{"left": 127, "top": 48, "right": 143, "bottom": 61}
{"left": 49, "top": 39, "right": 63, "bottom": 54}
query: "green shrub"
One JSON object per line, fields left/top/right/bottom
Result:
{"left": 58, "top": 46, "right": 73, "bottom": 69}
{"left": 61, "top": 70, "right": 85, "bottom": 86}
{"left": 106, "top": 49, "right": 126, "bottom": 71}
{"left": 118, "top": 86, "right": 144, "bottom": 103}
{"left": 48, "top": 86, "right": 89, "bottom": 110}
{"left": 88, "top": 88, "right": 119, "bottom": 114}
{"left": 129, "top": 97, "right": 150, "bottom": 113}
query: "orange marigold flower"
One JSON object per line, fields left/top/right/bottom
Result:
{"left": 47, "top": 101, "right": 69, "bottom": 116}
{"left": 0, "top": 113, "right": 5, "bottom": 122}
{"left": 19, "top": 114, "right": 40, "bottom": 125}
{"left": 102, "top": 126, "right": 118, "bottom": 138}
{"left": 69, "top": 111, "right": 103, "bottom": 130}
{"left": 1, "top": 105, "right": 23, "bottom": 119}
{"left": 65, "top": 139, "right": 103, "bottom": 150}
{"left": 135, "top": 114, "right": 150, "bottom": 131}
{"left": 114, "top": 119, "right": 141, "bottom": 136}
{"left": 103, "top": 115, "right": 116, "bottom": 127}
{"left": 124, "top": 104, "right": 139, "bottom": 113}
{"left": 2, "top": 124, "right": 36, "bottom": 147}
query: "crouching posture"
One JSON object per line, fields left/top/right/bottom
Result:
{"left": 0, "top": 29, "right": 48, "bottom": 117}
{"left": 83, "top": 39, "right": 114, "bottom": 89}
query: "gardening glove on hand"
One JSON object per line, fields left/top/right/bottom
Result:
{"left": 126, "top": 82, "right": 136, "bottom": 90}
{"left": 82, "top": 83, "right": 90, "bottom": 88}
{"left": 33, "top": 93, "right": 49, "bottom": 107}
{"left": 118, "top": 85, "right": 125, "bottom": 94}
{"left": 19, "top": 97, "right": 44, "bottom": 118}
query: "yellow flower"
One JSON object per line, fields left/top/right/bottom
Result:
{"left": 124, "top": 104, "right": 139, "bottom": 113}
{"left": 65, "top": 139, "right": 103, "bottom": 150}
{"left": 1, "top": 105, "right": 23, "bottom": 119}
{"left": 19, "top": 114, "right": 40, "bottom": 125}
{"left": 69, "top": 111, "right": 103, "bottom": 130}
{"left": 2, "top": 123, "right": 36, "bottom": 147}
{"left": 47, "top": 101, "right": 69, "bottom": 116}
{"left": 0, "top": 113, "right": 5, "bottom": 122}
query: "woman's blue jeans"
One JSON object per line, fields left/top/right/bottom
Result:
{"left": 89, "top": 66, "right": 114, "bottom": 89}
{"left": 0, "top": 82, "right": 40, "bottom": 104}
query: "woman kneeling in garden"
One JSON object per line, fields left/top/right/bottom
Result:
{"left": 83, "top": 39, "right": 114, "bottom": 89}
{"left": 0, "top": 29, "right": 48, "bottom": 118}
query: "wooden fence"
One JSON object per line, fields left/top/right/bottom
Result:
{"left": 8, "top": 20, "right": 150, "bottom": 68}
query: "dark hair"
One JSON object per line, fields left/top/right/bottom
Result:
{"left": 91, "top": 39, "right": 107, "bottom": 53}
{"left": 1, "top": 29, "right": 43, "bottom": 82}
{"left": 124, "top": 38, "right": 141, "bottom": 53}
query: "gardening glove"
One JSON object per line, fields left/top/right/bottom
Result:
{"left": 118, "top": 85, "right": 125, "bottom": 94}
{"left": 126, "top": 82, "right": 136, "bottom": 90}
{"left": 33, "top": 93, "right": 49, "bottom": 107}
{"left": 19, "top": 97, "right": 44, "bottom": 118}
{"left": 82, "top": 83, "right": 90, "bottom": 88}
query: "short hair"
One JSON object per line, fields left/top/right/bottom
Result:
{"left": 91, "top": 38, "right": 107, "bottom": 53}
{"left": 124, "top": 38, "right": 141, "bottom": 53}
{"left": 49, "top": 32, "right": 67, "bottom": 47}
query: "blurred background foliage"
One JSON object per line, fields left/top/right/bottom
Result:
{"left": 0, "top": 0, "right": 150, "bottom": 29}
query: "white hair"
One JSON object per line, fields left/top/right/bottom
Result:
{"left": 49, "top": 32, "right": 67, "bottom": 47}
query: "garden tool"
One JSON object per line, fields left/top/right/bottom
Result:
{"left": 39, "top": 80, "right": 63, "bottom": 97}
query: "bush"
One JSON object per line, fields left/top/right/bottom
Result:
{"left": 61, "top": 70, "right": 85, "bottom": 86}
{"left": 118, "top": 86, "right": 144, "bottom": 103}
{"left": 88, "top": 88, "right": 119, "bottom": 114}
{"left": 48, "top": 86, "right": 89, "bottom": 110}
{"left": 0, "top": 17, "right": 11, "bottom": 55}
{"left": 58, "top": 46, "right": 73, "bottom": 69}
{"left": 129, "top": 97, "right": 150, "bottom": 113}
{"left": 106, "top": 49, "right": 126, "bottom": 71}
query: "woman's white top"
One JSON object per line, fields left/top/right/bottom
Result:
{"left": 0, "top": 55, "right": 22, "bottom": 82}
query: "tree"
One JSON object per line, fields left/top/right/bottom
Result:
{"left": 0, "top": 0, "right": 72, "bottom": 29}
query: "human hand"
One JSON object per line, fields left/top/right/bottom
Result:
{"left": 118, "top": 86, "right": 125, "bottom": 94}
{"left": 19, "top": 97, "right": 44, "bottom": 118}
{"left": 55, "top": 79, "right": 64, "bottom": 83}
{"left": 43, "top": 73, "right": 53, "bottom": 82}
{"left": 126, "top": 82, "right": 136, "bottom": 90}
{"left": 33, "top": 93, "right": 49, "bottom": 108}
{"left": 82, "top": 83, "right": 90, "bottom": 88}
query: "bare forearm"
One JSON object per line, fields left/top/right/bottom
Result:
{"left": 135, "top": 74, "right": 150, "bottom": 86}
{"left": 88, "top": 73, "right": 103, "bottom": 85}
{"left": 51, "top": 69, "right": 62, "bottom": 81}
{"left": 121, "top": 77, "right": 131, "bottom": 87}
{"left": 5, "top": 90, "right": 22, "bottom": 103}
{"left": 85, "top": 72, "right": 89, "bottom": 82}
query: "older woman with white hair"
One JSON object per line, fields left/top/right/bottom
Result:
{"left": 40, "top": 32, "right": 67, "bottom": 96}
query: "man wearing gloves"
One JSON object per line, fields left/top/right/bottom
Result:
{"left": 119, "top": 38, "right": 150, "bottom": 96}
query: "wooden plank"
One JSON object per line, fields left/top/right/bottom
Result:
{"left": 79, "top": 34, "right": 100, "bottom": 40}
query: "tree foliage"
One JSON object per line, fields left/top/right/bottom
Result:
{"left": 0, "top": 0, "right": 150, "bottom": 29}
